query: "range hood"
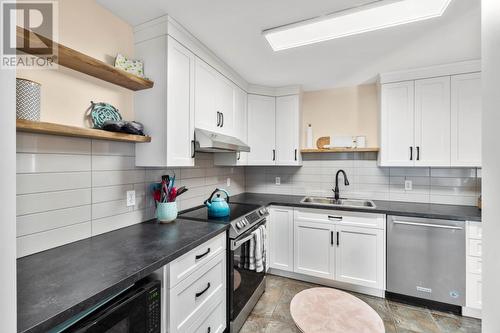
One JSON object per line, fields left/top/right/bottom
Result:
{"left": 194, "top": 128, "right": 250, "bottom": 153}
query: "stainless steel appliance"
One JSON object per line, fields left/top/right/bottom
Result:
{"left": 179, "top": 202, "right": 269, "bottom": 332}
{"left": 64, "top": 279, "right": 161, "bottom": 332}
{"left": 387, "top": 215, "right": 465, "bottom": 306}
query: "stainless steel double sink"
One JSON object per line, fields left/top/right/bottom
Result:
{"left": 300, "top": 196, "right": 376, "bottom": 209}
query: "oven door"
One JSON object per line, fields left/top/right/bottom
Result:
{"left": 65, "top": 280, "right": 161, "bottom": 333}
{"left": 229, "top": 218, "right": 267, "bottom": 322}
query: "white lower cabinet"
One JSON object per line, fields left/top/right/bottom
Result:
{"left": 269, "top": 207, "right": 294, "bottom": 272}
{"left": 335, "top": 225, "right": 385, "bottom": 290}
{"left": 294, "top": 219, "right": 335, "bottom": 279}
{"left": 164, "top": 233, "right": 226, "bottom": 333}
{"left": 268, "top": 206, "right": 386, "bottom": 294}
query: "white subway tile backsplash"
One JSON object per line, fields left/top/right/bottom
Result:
{"left": 17, "top": 132, "right": 91, "bottom": 154}
{"left": 17, "top": 189, "right": 92, "bottom": 216}
{"left": 16, "top": 133, "right": 245, "bottom": 258}
{"left": 91, "top": 140, "right": 136, "bottom": 156}
{"left": 246, "top": 153, "right": 480, "bottom": 207}
{"left": 92, "top": 200, "right": 133, "bottom": 220}
{"left": 17, "top": 154, "right": 91, "bottom": 173}
{"left": 92, "top": 208, "right": 155, "bottom": 236}
{"left": 92, "top": 170, "right": 146, "bottom": 187}
{"left": 17, "top": 222, "right": 92, "bottom": 258}
{"left": 17, "top": 205, "right": 91, "bottom": 237}
{"left": 92, "top": 184, "right": 134, "bottom": 203}
{"left": 17, "top": 172, "right": 91, "bottom": 194}
{"left": 92, "top": 155, "right": 137, "bottom": 171}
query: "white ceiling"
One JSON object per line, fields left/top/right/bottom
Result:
{"left": 98, "top": 0, "right": 481, "bottom": 91}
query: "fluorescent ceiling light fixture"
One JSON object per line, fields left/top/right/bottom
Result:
{"left": 263, "top": 0, "right": 452, "bottom": 51}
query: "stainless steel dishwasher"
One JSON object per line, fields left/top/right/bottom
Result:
{"left": 387, "top": 215, "right": 465, "bottom": 306}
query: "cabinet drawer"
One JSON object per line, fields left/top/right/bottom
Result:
{"left": 168, "top": 232, "right": 226, "bottom": 287}
{"left": 295, "top": 208, "right": 385, "bottom": 229}
{"left": 467, "top": 256, "right": 482, "bottom": 275}
{"left": 468, "top": 239, "right": 482, "bottom": 258}
{"left": 168, "top": 252, "right": 226, "bottom": 333}
{"left": 468, "top": 222, "right": 482, "bottom": 240}
{"left": 188, "top": 299, "right": 226, "bottom": 333}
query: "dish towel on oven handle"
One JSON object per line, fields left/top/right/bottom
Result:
{"left": 240, "top": 225, "right": 267, "bottom": 272}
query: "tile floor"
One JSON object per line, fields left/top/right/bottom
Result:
{"left": 240, "top": 274, "right": 481, "bottom": 333}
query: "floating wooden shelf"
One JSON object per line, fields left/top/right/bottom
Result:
{"left": 16, "top": 26, "right": 154, "bottom": 91}
{"left": 301, "top": 148, "right": 380, "bottom": 153}
{"left": 17, "top": 119, "right": 151, "bottom": 143}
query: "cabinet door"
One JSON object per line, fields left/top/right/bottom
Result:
{"left": 234, "top": 87, "right": 248, "bottom": 165}
{"left": 215, "top": 73, "right": 235, "bottom": 136}
{"left": 380, "top": 81, "right": 415, "bottom": 166}
{"left": 195, "top": 58, "right": 218, "bottom": 132}
{"left": 414, "top": 77, "right": 451, "bottom": 167}
{"left": 294, "top": 220, "right": 334, "bottom": 279}
{"left": 269, "top": 207, "right": 294, "bottom": 272}
{"left": 451, "top": 73, "right": 481, "bottom": 167}
{"left": 166, "top": 36, "right": 195, "bottom": 167}
{"left": 247, "top": 94, "right": 276, "bottom": 165}
{"left": 335, "top": 226, "right": 385, "bottom": 290}
{"left": 276, "top": 95, "right": 301, "bottom": 166}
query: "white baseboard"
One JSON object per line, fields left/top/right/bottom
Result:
{"left": 462, "top": 306, "right": 482, "bottom": 319}
{"left": 268, "top": 268, "right": 385, "bottom": 298}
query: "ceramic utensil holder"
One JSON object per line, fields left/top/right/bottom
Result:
{"left": 16, "top": 78, "right": 41, "bottom": 121}
{"left": 156, "top": 202, "right": 178, "bottom": 223}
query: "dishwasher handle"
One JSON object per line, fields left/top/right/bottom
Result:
{"left": 392, "top": 220, "right": 463, "bottom": 230}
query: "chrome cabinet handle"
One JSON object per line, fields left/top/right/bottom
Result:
{"left": 392, "top": 220, "right": 463, "bottom": 230}
{"left": 195, "top": 282, "right": 211, "bottom": 298}
{"left": 195, "top": 248, "right": 211, "bottom": 260}
{"left": 216, "top": 112, "right": 221, "bottom": 127}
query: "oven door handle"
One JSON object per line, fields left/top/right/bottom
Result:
{"left": 232, "top": 233, "right": 255, "bottom": 250}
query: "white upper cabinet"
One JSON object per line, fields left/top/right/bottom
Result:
{"left": 247, "top": 94, "right": 276, "bottom": 165}
{"left": 379, "top": 81, "right": 415, "bottom": 167}
{"left": 414, "top": 77, "right": 451, "bottom": 167}
{"left": 276, "top": 95, "right": 301, "bottom": 165}
{"left": 379, "top": 61, "right": 481, "bottom": 167}
{"left": 234, "top": 87, "right": 248, "bottom": 165}
{"left": 247, "top": 93, "right": 302, "bottom": 166}
{"left": 215, "top": 73, "right": 235, "bottom": 136}
{"left": 194, "top": 59, "right": 219, "bottom": 132}
{"left": 194, "top": 58, "right": 235, "bottom": 136}
{"left": 135, "top": 34, "right": 195, "bottom": 167}
{"left": 451, "top": 73, "right": 482, "bottom": 167}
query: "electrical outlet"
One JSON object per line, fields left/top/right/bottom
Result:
{"left": 405, "top": 180, "right": 413, "bottom": 191}
{"left": 126, "top": 190, "right": 136, "bottom": 207}
{"left": 227, "top": 177, "right": 231, "bottom": 187}
{"left": 275, "top": 177, "right": 281, "bottom": 185}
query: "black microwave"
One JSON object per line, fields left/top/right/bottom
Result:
{"left": 64, "top": 280, "right": 161, "bottom": 333}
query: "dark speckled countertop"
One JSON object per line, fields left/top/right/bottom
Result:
{"left": 17, "top": 219, "right": 228, "bottom": 333}
{"left": 230, "top": 193, "right": 482, "bottom": 222}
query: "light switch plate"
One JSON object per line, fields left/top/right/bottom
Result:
{"left": 126, "top": 190, "right": 136, "bottom": 206}
{"left": 405, "top": 180, "right": 413, "bottom": 191}
{"left": 275, "top": 177, "right": 281, "bottom": 185}
{"left": 227, "top": 177, "right": 231, "bottom": 187}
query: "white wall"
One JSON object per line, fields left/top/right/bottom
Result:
{"left": 0, "top": 63, "right": 17, "bottom": 331}
{"left": 482, "top": 1, "right": 500, "bottom": 332}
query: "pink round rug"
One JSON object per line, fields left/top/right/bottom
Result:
{"left": 290, "top": 287, "right": 384, "bottom": 333}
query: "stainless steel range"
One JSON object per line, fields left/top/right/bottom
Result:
{"left": 178, "top": 202, "right": 269, "bottom": 332}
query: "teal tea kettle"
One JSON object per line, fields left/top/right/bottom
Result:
{"left": 205, "top": 188, "right": 230, "bottom": 218}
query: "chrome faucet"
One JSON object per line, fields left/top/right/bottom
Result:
{"left": 333, "top": 169, "right": 350, "bottom": 201}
